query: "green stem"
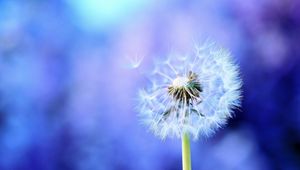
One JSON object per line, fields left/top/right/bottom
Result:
{"left": 182, "top": 132, "right": 192, "bottom": 170}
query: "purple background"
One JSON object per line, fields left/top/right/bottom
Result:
{"left": 0, "top": 0, "right": 300, "bottom": 170}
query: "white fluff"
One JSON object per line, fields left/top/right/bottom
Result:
{"left": 138, "top": 43, "right": 242, "bottom": 140}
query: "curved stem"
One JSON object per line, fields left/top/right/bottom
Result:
{"left": 182, "top": 133, "right": 192, "bottom": 170}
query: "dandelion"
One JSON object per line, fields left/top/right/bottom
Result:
{"left": 137, "top": 43, "right": 242, "bottom": 170}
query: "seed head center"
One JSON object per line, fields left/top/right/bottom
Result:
{"left": 168, "top": 71, "right": 203, "bottom": 104}
{"left": 172, "top": 76, "right": 189, "bottom": 88}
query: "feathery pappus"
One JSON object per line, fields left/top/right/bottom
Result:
{"left": 138, "top": 43, "right": 242, "bottom": 140}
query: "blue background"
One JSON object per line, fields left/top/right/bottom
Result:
{"left": 0, "top": 0, "right": 300, "bottom": 170}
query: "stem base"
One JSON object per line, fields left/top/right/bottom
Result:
{"left": 182, "top": 133, "right": 191, "bottom": 170}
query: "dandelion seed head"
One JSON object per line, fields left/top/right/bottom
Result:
{"left": 138, "top": 43, "right": 242, "bottom": 140}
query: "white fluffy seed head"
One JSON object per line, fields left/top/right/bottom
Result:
{"left": 137, "top": 43, "right": 242, "bottom": 140}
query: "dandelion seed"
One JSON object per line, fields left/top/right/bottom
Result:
{"left": 138, "top": 43, "right": 242, "bottom": 140}
{"left": 125, "top": 54, "right": 144, "bottom": 69}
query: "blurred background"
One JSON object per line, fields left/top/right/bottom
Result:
{"left": 0, "top": 0, "right": 300, "bottom": 169}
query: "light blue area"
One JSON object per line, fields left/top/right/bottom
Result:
{"left": 65, "top": 0, "right": 149, "bottom": 32}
